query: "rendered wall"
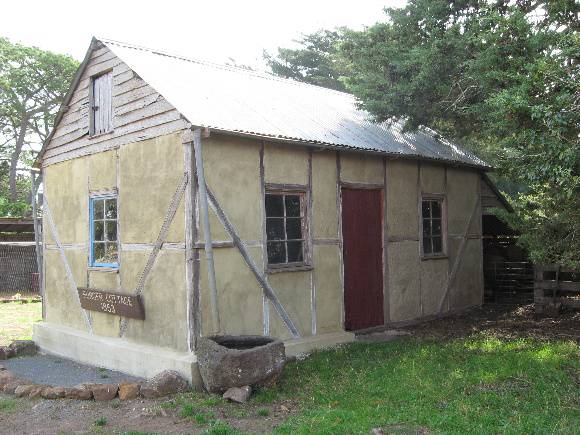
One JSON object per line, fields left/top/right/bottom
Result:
{"left": 43, "top": 128, "right": 483, "bottom": 350}
{"left": 43, "top": 132, "right": 189, "bottom": 352}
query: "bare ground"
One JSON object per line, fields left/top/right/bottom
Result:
{"left": 0, "top": 303, "right": 577, "bottom": 435}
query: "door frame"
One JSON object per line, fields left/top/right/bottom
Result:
{"left": 339, "top": 182, "right": 387, "bottom": 331}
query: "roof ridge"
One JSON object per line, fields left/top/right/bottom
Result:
{"left": 97, "top": 37, "right": 354, "bottom": 98}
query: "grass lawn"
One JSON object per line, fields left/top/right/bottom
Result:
{"left": 0, "top": 301, "right": 42, "bottom": 346}
{"left": 252, "top": 336, "right": 578, "bottom": 434}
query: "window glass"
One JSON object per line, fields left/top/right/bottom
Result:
{"left": 265, "top": 192, "right": 306, "bottom": 267}
{"left": 91, "top": 196, "right": 118, "bottom": 267}
{"left": 421, "top": 198, "right": 444, "bottom": 256}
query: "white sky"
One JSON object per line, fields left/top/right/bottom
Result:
{"left": 2, "top": 0, "right": 406, "bottom": 69}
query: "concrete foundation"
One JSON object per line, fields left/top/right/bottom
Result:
{"left": 33, "top": 322, "right": 201, "bottom": 386}
{"left": 33, "top": 322, "right": 354, "bottom": 389}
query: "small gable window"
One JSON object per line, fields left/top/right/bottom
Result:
{"left": 90, "top": 195, "right": 119, "bottom": 268}
{"left": 89, "top": 71, "right": 113, "bottom": 136}
{"left": 265, "top": 191, "right": 308, "bottom": 269}
{"left": 421, "top": 196, "right": 446, "bottom": 257}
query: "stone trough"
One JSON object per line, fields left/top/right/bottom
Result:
{"left": 196, "top": 335, "right": 286, "bottom": 394}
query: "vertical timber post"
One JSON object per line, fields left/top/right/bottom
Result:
{"left": 192, "top": 127, "right": 221, "bottom": 334}
{"left": 30, "top": 170, "right": 44, "bottom": 318}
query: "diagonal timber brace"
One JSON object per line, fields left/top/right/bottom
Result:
{"left": 205, "top": 187, "right": 300, "bottom": 338}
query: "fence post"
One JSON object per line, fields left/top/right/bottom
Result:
{"left": 533, "top": 265, "right": 544, "bottom": 314}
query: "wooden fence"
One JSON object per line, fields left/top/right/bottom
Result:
{"left": 534, "top": 265, "right": 580, "bottom": 313}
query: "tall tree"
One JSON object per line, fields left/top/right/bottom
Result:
{"left": 264, "top": 29, "right": 350, "bottom": 92}
{"left": 0, "top": 37, "right": 78, "bottom": 204}
{"left": 268, "top": 1, "right": 579, "bottom": 266}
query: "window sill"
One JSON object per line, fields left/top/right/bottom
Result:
{"left": 421, "top": 254, "right": 448, "bottom": 261}
{"left": 266, "top": 264, "right": 313, "bottom": 274}
{"left": 88, "top": 130, "right": 114, "bottom": 140}
{"left": 88, "top": 266, "right": 119, "bottom": 273}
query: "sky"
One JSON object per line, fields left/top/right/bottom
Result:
{"left": 2, "top": 0, "right": 406, "bottom": 69}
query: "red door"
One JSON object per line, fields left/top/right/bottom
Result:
{"left": 341, "top": 188, "right": 384, "bottom": 330}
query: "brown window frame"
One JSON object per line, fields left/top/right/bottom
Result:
{"left": 264, "top": 188, "right": 311, "bottom": 272}
{"left": 420, "top": 194, "right": 447, "bottom": 259}
{"left": 89, "top": 70, "right": 113, "bottom": 137}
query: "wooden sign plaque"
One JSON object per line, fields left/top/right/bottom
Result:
{"left": 77, "top": 287, "right": 145, "bottom": 320}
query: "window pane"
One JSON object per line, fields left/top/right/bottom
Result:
{"left": 423, "top": 237, "right": 433, "bottom": 255}
{"left": 105, "top": 199, "right": 117, "bottom": 219}
{"left": 285, "top": 195, "right": 301, "bottom": 217}
{"left": 432, "top": 219, "right": 442, "bottom": 237}
{"left": 266, "top": 218, "right": 285, "bottom": 240}
{"left": 286, "top": 217, "right": 302, "bottom": 240}
{"left": 105, "top": 221, "right": 117, "bottom": 242}
{"left": 422, "top": 219, "right": 431, "bottom": 238}
{"left": 267, "top": 241, "right": 286, "bottom": 264}
{"left": 104, "top": 242, "right": 118, "bottom": 263}
{"left": 421, "top": 200, "right": 431, "bottom": 219}
{"left": 431, "top": 200, "right": 442, "bottom": 219}
{"left": 287, "top": 241, "right": 304, "bottom": 263}
{"left": 265, "top": 195, "right": 284, "bottom": 217}
{"left": 93, "top": 199, "right": 104, "bottom": 219}
{"left": 432, "top": 236, "right": 442, "bottom": 253}
{"left": 94, "top": 221, "right": 104, "bottom": 241}
{"left": 93, "top": 242, "right": 105, "bottom": 262}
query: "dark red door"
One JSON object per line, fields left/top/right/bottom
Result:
{"left": 342, "top": 188, "right": 384, "bottom": 330}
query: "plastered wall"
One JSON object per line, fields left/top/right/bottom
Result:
{"left": 43, "top": 129, "right": 483, "bottom": 349}
{"left": 43, "top": 133, "right": 189, "bottom": 352}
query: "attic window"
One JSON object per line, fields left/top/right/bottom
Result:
{"left": 265, "top": 191, "right": 308, "bottom": 270}
{"left": 89, "top": 71, "right": 113, "bottom": 136}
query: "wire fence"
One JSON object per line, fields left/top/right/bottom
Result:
{"left": 0, "top": 242, "right": 39, "bottom": 295}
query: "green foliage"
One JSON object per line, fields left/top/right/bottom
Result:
{"left": 268, "top": 1, "right": 580, "bottom": 267}
{"left": 94, "top": 416, "right": 107, "bottom": 426}
{"left": 264, "top": 29, "right": 350, "bottom": 92}
{"left": 0, "top": 36, "right": 78, "bottom": 211}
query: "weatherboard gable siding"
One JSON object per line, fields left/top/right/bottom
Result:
{"left": 42, "top": 43, "right": 187, "bottom": 167}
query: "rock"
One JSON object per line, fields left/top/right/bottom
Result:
{"left": 0, "top": 364, "right": 6, "bottom": 371}
{"left": 41, "top": 387, "right": 66, "bottom": 399}
{"left": 371, "top": 429, "right": 385, "bottom": 435}
{"left": 118, "top": 382, "right": 140, "bottom": 400}
{"left": 2, "top": 379, "right": 27, "bottom": 394}
{"left": 14, "top": 384, "right": 36, "bottom": 398}
{"left": 0, "top": 347, "right": 15, "bottom": 360}
{"left": 140, "top": 371, "right": 189, "bottom": 398}
{"left": 91, "top": 384, "right": 119, "bottom": 401}
{"left": 223, "top": 385, "right": 252, "bottom": 403}
{"left": 197, "top": 335, "right": 286, "bottom": 394}
{"left": 0, "top": 370, "right": 17, "bottom": 387}
{"left": 8, "top": 340, "right": 37, "bottom": 357}
{"left": 28, "top": 385, "right": 49, "bottom": 398}
{"left": 64, "top": 387, "right": 93, "bottom": 400}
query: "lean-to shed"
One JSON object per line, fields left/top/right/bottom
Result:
{"left": 33, "top": 37, "right": 492, "bottom": 385}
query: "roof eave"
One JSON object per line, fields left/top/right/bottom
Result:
{"left": 201, "top": 126, "right": 492, "bottom": 171}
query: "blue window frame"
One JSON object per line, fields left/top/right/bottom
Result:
{"left": 89, "top": 194, "right": 119, "bottom": 268}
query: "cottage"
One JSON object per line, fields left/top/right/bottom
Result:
{"left": 33, "top": 38, "right": 494, "bottom": 386}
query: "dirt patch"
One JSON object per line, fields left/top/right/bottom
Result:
{"left": 405, "top": 304, "right": 579, "bottom": 342}
{"left": 0, "top": 392, "right": 297, "bottom": 434}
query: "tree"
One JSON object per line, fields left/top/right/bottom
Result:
{"left": 264, "top": 29, "right": 350, "bottom": 92}
{"left": 0, "top": 37, "right": 78, "bottom": 207}
{"left": 268, "top": 1, "right": 580, "bottom": 267}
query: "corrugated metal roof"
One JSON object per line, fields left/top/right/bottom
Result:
{"left": 93, "top": 38, "right": 490, "bottom": 168}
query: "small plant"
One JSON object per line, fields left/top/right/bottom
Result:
{"left": 257, "top": 408, "right": 270, "bottom": 417}
{"left": 110, "top": 399, "right": 121, "bottom": 409}
{"left": 0, "top": 398, "right": 17, "bottom": 414}
{"left": 200, "top": 420, "right": 241, "bottom": 435}
{"left": 94, "top": 416, "right": 108, "bottom": 426}
{"left": 179, "top": 403, "right": 196, "bottom": 418}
